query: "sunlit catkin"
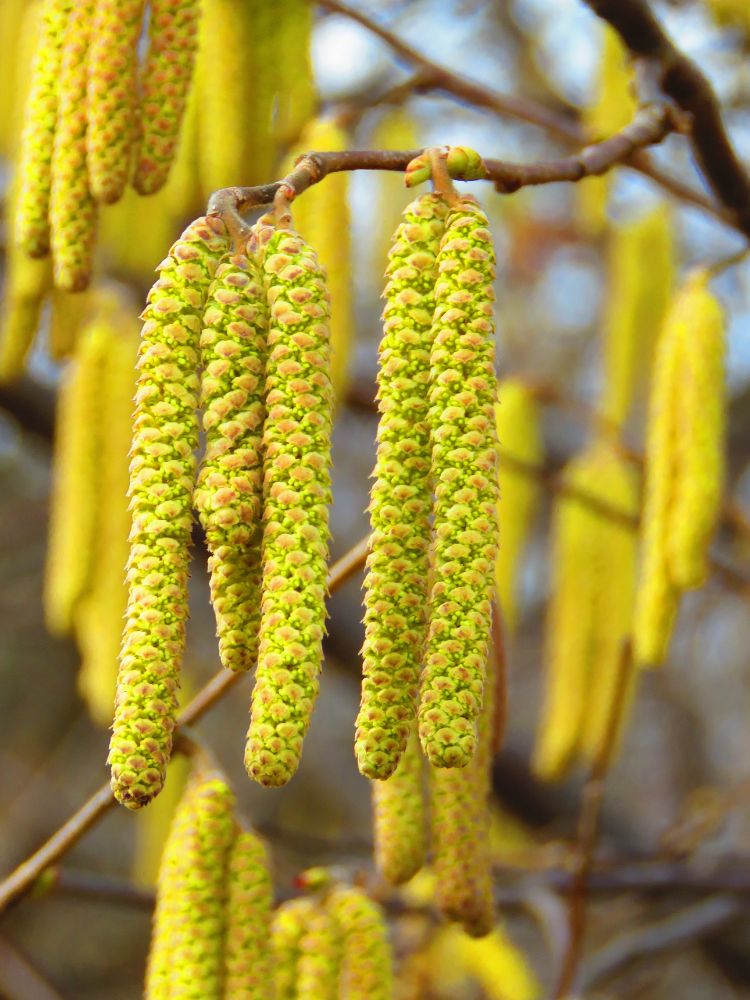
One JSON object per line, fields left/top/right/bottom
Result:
{"left": 419, "top": 196, "right": 498, "bottom": 769}
{"left": 273, "top": 0, "right": 315, "bottom": 145}
{"left": 495, "top": 379, "right": 543, "bottom": 632}
{"left": 244, "top": 229, "right": 332, "bottom": 788}
{"left": 289, "top": 118, "right": 353, "bottom": 403}
{"left": 15, "top": 0, "right": 73, "bottom": 257}
{"left": 0, "top": 245, "right": 51, "bottom": 383}
{"left": 133, "top": 0, "right": 201, "bottom": 195}
{"left": 87, "top": 0, "right": 145, "bottom": 203}
{"left": 330, "top": 887, "right": 394, "bottom": 1000}
{"left": 49, "top": 0, "right": 97, "bottom": 291}
{"left": 430, "top": 650, "right": 496, "bottom": 937}
{"left": 108, "top": 216, "right": 229, "bottom": 810}
{"left": 372, "top": 724, "right": 426, "bottom": 884}
{"left": 297, "top": 903, "right": 342, "bottom": 1000}
{"left": 195, "top": 253, "right": 268, "bottom": 674}
{"left": 144, "top": 777, "right": 235, "bottom": 999}
{"left": 223, "top": 830, "right": 274, "bottom": 1000}
{"left": 357, "top": 192, "right": 449, "bottom": 779}
{"left": 271, "top": 898, "right": 315, "bottom": 999}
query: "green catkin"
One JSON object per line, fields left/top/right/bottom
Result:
{"left": 418, "top": 196, "right": 498, "bottom": 769}
{"left": 223, "top": 830, "right": 274, "bottom": 999}
{"left": 244, "top": 228, "right": 333, "bottom": 788}
{"left": 297, "top": 903, "right": 342, "bottom": 1000}
{"left": 49, "top": 0, "right": 97, "bottom": 292}
{"left": 145, "top": 777, "right": 236, "bottom": 999}
{"left": 357, "top": 192, "right": 449, "bottom": 779}
{"left": 372, "top": 724, "right": 426, "bottom": 885}
{"left": 330, "top": 887, "right": 394, "bottom": 1000}
{"left": 87, "top": 0, "right": 145, "bottom": 204}
{"left": 195, "top": 253, "right": 268, "bottom": 674}
{"left": 271, "top": 898, "right": 315, "bottom": 999}
{"left": 133, "top": 0, "right": 201, "bottom": 196}
{"left": 108, "top": 216, "right": 229, "bottom": 810}
{"left": 15, "top": 0, "right": 73, "bottom": 257}
{"left": 430, "top": 650, "right": 496, "bottom": 938}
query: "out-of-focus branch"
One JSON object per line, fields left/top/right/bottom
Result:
{"left": 581, "top": 0, "right": 750, "bottom": 238}
{"left": 0, "top": 935, "right": 65, "bottom": 1000}
{"left": 0, "top": 535, "right": 370, "bottom": 915}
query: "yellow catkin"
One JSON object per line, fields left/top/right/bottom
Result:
{"left": 273, "top": 0, "right": 315, "bottom": 145}
{"left": 43, "top": 321, "right": 108, "bottom": 636}
{"left": 455, "top": 925, "right": 540, "bottom": 1000}
{"left": 430, "top": 651, "right": 496, "bottom": 937}
{"left": 287, "top": 117, "right": 353, "bottom": 403}
{"left": 576, "top": 27, "right": 636, "bottom": 235}
{"left": 297, "top": 902, "right": 342, "bottom": 1000}
{"left": 0, "top": 0, "right": 36, "bottom": 157}
{"left": 0, "top": 243, "right": 52, "bottom": 383}
{"left": 372, "top": 724, "right": 426, "bottom": 885}
{"left": 271, "top": 898, "right": 315, "bottom": 999}
{"left": 223, "top": 830, "right": 274, "bottom": 999}
{"left": 329, "top": 886, "right": 394, "bottom": 1000}
{"left": 49, "top": 286, "right": 100, "bottom": 361}
{"left": 494, "top": 379, "right": 544, "bottom": 632}
{"left": 706, "top": 0, "right": 750, "bottom": 32}
{"left": 75, "top": 311, "right": 139, "bottom": 725}
{"left": 132, "top": 753, "right": 190, "bottom": 887}
{"left": 599, "top": 206, "right": 674, "bottom": 429}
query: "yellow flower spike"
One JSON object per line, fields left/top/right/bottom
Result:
{"left": 195, "top": 252, "right": 268, "bottom": 674}
{"left": 133, "top": 0, "right": 202, "bottom": 196}
{"left": 666, "top": 272, "right": 726, "bottom": 591}
{"left": 494, "top": 379, "right": 544, "bottom": 632}
{"left": 271, "top": 898, "right": 315, "bottom": 999}
{"left": 288, "top": 117, "right": 353, "bottom": 404}
{"left": 108, "top": 216, "right": 229, "bottom": 810}
{"left": 329, "top": 886, "right": 394, "bottom": 1000}
{"left": 456, "top": 925, "right": 541, "bottom": 1000}
{"left": 372, "top": 724, "right": 427, "bottom": 885}
{"left": 15, "top": 0, "right": 74, "bottom": 257}
{"left": 49, "top": 0, "right": 97, "bottom": 292}
{"left": 274, "top": 0, "right": 315, "bottom": 146}
{"left": 223, "top": 830, "right": 274, "bottom": 1000}
{"left": 0, "top": 246, "right": 51, "bottom": 383}
{"left": 430, "top": 649, "right": 496, "bottom": 937}
{"left": 0, "top": 0, "right": 39, "bottom": 159}
{"left": 87, "top": 0, "right": 145, "bottom": 204}
{"left": 297, "top": 902, "right": 342, "bottom": 1000}
{"left": 419, "top": 196, "right": 499, "bottom": 769}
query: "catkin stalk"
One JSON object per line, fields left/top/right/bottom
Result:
{"left": 330, "top": 887, "right": 394, "bottom": 1000}
{"left": 108, "top": 216, "right": 229, "bottom": 809}
{"left": 372, "top": 724, "right": 426, "bottom": 885}
{"left": 419, "top": 196, "right": 498, "bottom": 769}
{"left": 223, "top": 830, "right": 274, "bottom": 999}
{"left": 244, "top": 228, "right": 333, "bottom": 788}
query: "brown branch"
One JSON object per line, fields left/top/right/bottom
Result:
{"left": 582, "top": 0, "right": 750, "bottom": 237}
{"left": 0, "top": 935, "right": 65, "bottom": 1000}
{"left": 0, "top": 534, "right": 370, "bottom": 915}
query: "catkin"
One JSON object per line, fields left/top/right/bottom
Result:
{"left": 357, "top": 192, "right": 449, "bottom": 779}
{"left": 273, "top": 0, "right": 315, "bottom": 145}
{"left": 244, "top": 228, "right": 333, "bottom": 788}
{"left": 144, "top": 777, "right": 236, "bottom": 999}
{"left": 419, "top": 196, "right": 498, "bottom": 769}
{"left": 109, "top": 216, "right": 229, "bottom": 810}
{"left": 430, "top": 650, "right": 496, "bottom": 937}
{"left": 297, "top": 903, "right": 342, "bottom": 1000}
{"left": 0, "top": 246, "right": 51, "bottom": 383}
{"left": 330, "top": 887, "right": 394, "bottom": 1000}
{"left": 49, "top": 0, "right": 97, "bottom": 291}
{"left": 195, "top": 253, "right": 268, "bottom": 674}
{"left": 133, "top": 0, "right": 201, "bottom": 195}
{"left": 494, "top": 379, "right": 543, "bottom": 632}
{"left": 223, "top": 830, "right": 274, "bottom": 999}
{"left": 87, "top": 0, "right": 145, "bottom": 203}
{"left": 271, "top": 898, "right": 315, "bottom": 998}
{"left": 15, "top": 0, "right": 74, "bottom": 257}
{"left": 372, "top": 725, "right": 426, "bottom": 885}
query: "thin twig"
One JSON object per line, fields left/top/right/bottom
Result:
{"left": 0, "top": 534, "right": 370, "bottom": 915}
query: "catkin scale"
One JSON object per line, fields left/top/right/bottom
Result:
{"left": 108, "top": 216, "right": 229, "bottom": 810}
{"left": 330, "top": 887, "right": 394, "bottom": 1000}
{"left": 87, "top": 0, "right": 145, "bottom": 204}
{"left": 223, "top": 830, "right": 274, "bottom": 999}
{"left": 357, "top": 192, "right": 449, "bottom": 779}
{"left": 195, "top": 253, "right": 268, "bottom": 673}
{"left": 49, "top": 0, "right": 97, "bottom": 291}
{"left": 244, "top": 229, "right": 333, "bottom": 788}
{"left": 419, "top": 197, "right": 499, "bottom": 769}
{"left": 372, "top": 724, "right": 426, "bottom": 885}
{"left": 133, "top": 0, "right": 201, "bottom": 195}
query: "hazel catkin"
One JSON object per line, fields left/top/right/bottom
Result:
{"left": 271, "top": 898, "right": 315, "bottom": 999}
{"left": 329, "top": 886, "right": 394, "bottom": 1000}
{"left": 223, "top": 830, "right": 274, "bottom": 999}
{"left": 372, "top": 724, "right": 426, "bottom": 885}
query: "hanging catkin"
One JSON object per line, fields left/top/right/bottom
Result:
{"left": 419, "top": 196, "right": 498, "bottom": 770}
{"left": 15, "top": 0, "right": 73, "bottom": 257}
{"left": 244, "top": 228, "right": 332, "bottom": 788}
{"left": 133, "top": 0, "right": 201, "bottom": 195}
{"left": 273, "top": 0, "right": 315, "bottom": 145}
{"left": 297, "top": 902, "right": 342, "bottom": 1000}
{"left": 223, "top": 830, "right": 274, "bottom": 1000}
{"left": 0, "top": 0, "right": 27, "bottom": 158}
{"left": 49, "top": 0, "right": 97, "bottom": 292}
{"left": 271, "top": 898, "right": 315, "bottom": 1000}
{"left": 195, "top": 252, "right": 268, "bottom": 674}
{"left": 109, "top": 216, "right": 229, "bottom": 809}
{"left": 0, "top": 244, "right": 51, "bottom": 383}
{"left": 430, "top": 649, "right": 496, "bottom": 937}
{"left": 357, "top": 192, "right": 449, "bottom": 780}
{"left": 144, "top": 777, "right": 235, "bottom": 999}
{"left": 494, "top": 379, "right": 543, "bottom": 632}
{"left": 372, "top": 724, "right": 426, "bottom": 885}
{"left": 329, "top": 887, "right": 394, "bottom": 1000}
{"left": 87, "top": 0, "right": 145, "bottom": 204}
